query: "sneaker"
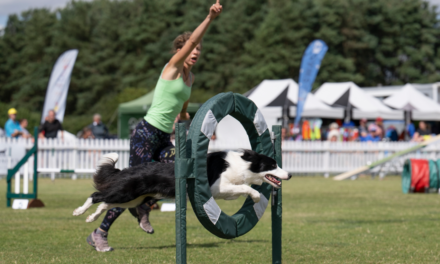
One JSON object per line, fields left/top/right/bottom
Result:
{"left": 87, "top": 229, "right": 113, "bottom": 252}
{"left": 137, "top": 204, "right": 154, "bottom": 234}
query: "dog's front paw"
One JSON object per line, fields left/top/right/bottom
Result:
{"left": 86, "top": 215, "right": 97, "bottom": 223}
{"left": 73, "top": 207, "right": 84, "bottom": 216}
{"left": 250, "top": 192, "right": 261, "bottom": 203}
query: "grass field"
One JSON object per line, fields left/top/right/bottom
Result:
{"left": 2, "top": 176, "right": 440, "bottom": 263}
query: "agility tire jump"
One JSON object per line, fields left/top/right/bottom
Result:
{"left": 175, "top": 92, "right": 283, "bottom": 263}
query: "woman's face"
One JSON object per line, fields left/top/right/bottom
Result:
{"left": 180, "top": 44, "right": 202, "bottom": 66}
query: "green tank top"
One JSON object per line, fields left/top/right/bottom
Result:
{"left": 145, "top": 65, "right": 192, "bottom": 133}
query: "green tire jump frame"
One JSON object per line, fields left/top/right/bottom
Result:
{"left": 6, "top": 127, "right": 43, "bottom": 208}
{"left": 175, "top": 92, "right": 283, "bottom": 264}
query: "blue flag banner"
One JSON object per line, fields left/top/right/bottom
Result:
{"left": 294, "top": 40, "right": 328, "bottom": 126}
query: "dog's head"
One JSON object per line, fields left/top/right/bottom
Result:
{"left": 240, "top": 149, "right": 291, "bottom": 188}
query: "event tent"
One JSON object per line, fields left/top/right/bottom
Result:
{"left": 214, "top": 79, "right": 344, "bottom": 146}
{"left": 245, "top": 79, "right": 344, "bottom": 119}
{"left": 118, "top": 90, "right": 200, "bottom": 138}
{"left": 314, "top": 82, "right": 403, "bottom": 120}
{"left": 383, "top": 84, "right": 440, "bottom": 121}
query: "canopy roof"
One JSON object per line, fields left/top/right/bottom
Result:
{"left": 315, "top": 82, "right": 403, "bottom": 120}
{"left": 214, "top": 79, "right": 343, "bottom": 146}
{"left": 383, "top": 84, "right": 440, "bottom": 120}
{"left": 246, "top": 79, "right": 344, "bottom": 119}
{"left": 118, "top": 90, "right": 200, "bottom": 114}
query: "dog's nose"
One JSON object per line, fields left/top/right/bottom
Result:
{"left": 288, "top": 174, "right": 292, "bottom": 180}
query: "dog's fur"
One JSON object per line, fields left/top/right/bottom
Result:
{"left": 73, "top": 150, "right": 291, "bottom": 228}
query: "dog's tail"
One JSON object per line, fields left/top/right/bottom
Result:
{"left": 93, "top": 153, "right": 121, "bottom": 192}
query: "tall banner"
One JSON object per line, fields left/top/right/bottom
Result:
{"left": 294, "top": 40, "right": 328, "bottom": 126}
{"left": 41, "top": 49, "right": 78, "bottom": 123}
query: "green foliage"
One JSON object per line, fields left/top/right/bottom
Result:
{"left": 0, "top": 0, "right": 439, "bottom": 133}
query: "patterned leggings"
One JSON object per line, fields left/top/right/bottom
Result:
{"left": 99, "top": 120, "right": 175, "bottom": 232}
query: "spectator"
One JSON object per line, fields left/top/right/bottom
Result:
{"left": 281, "top": 127, "right": 293, "bottom": 141}
{"left": 360, "top": 124, "right": 381, "bottom": 142}
{"left": 413, "top": 121, "right": 431, "bottom": 142}
{"left": 358, "top": 118, "right": 368, "bottom": 134}
{"left": 88, "top": 114, "right": 109, "bottom": 139}
{"left": 327, "top": 122, "right": 340, "bottom": 142}
{"left": 39, "top": 109, "right": 64, "bottom": 139}
{"left": 5, "top": 108, "right": 22, "bottom": 138}
{"left": 375, "top": 117, "right": 385, "bottom": 139}
{"left": 80, "top": 127, "right": 95, "bottom": 139}
{"left": 19, "top": 119, "right": 32, "bottom": 139}
{"left": 385, "top": 125, "right": 399, "bottom": 142}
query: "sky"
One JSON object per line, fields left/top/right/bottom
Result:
{"left": 0, "top": 0, "right": 440, "bottom": 29}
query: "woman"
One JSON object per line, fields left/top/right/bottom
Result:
{"left": 87, "top": 1, "right": 223, "bottom": 252}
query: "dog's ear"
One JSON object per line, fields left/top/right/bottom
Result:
{"left": 240, "top": 149, "right": 256, "bottom": 162}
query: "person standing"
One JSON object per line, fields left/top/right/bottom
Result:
{"left": 19, "top": 119, "right": 32, "bottom": 139}
{"left": 358, "top": 118, "right": 368, "bottom": 134}
{"left": 326, "top": 122, "right": 340, "bottom": 142}
{"left": 375, "top": 117, "right": 385, "bottom": 139}
{"left": 86, "top": 1, "right": 223, "bottom": 252}
{"left": 39, "top": 109, "right": 64, "bottom": 140}
{"left": 5, "top": 108, "right": 22, "bottom": 138}
{"left": 88, "top": 114, "right": 109, "bottom": 139}
{"left": 413, "top": 121, "right": 431, "bottom": 142}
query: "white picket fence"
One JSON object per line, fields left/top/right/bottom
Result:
{"left": 2, "top": 138, "right": 440, "bottom": 178}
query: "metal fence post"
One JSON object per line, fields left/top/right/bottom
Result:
{"left": 33, "top": 127, "right": 38, "bottom": 198}
{"left": 175, "top": 123, "right": 187, "bottom": 264}
{"left": 272, "top": 125, "right": 282, "bottom": 264}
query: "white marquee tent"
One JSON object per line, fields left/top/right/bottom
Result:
{"left": 314, "top": 82, "right": 403, "bottom": 120}
{"left": 214, "top": 79, "right": 344, "bottom": 147}
{"left": 383, "top": 84, "right": 440, "bottom": 121}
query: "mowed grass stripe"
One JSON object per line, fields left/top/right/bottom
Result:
{"left": 1, "top": 177, "right": 440, "bottom": 263}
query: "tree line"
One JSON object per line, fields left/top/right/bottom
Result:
{"left": 0, "top": 0, "right": 439, "bottom": 134}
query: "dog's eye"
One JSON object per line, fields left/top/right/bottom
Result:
{"left": 273, "top": 164, "right": 277, "bottom": 169}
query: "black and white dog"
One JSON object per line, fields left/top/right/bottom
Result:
{"left": 73, "top": 150, "right": 291, "bottom": 228}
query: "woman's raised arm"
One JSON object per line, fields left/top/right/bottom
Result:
{"left": 167, "top": 1, "right": 222, "bottom": 70}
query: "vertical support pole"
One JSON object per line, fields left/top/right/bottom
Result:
{"left": 175, "top": 123, "right": 187, "bottom": 264}
{"left": 23, "top": 161, "right": 29, "bottom": 194}
{"left": 272, "top": 125, "right": 283, "bottom": 264}
{"left": 33, "top": 127, "right": 38, "bottom": 199}
{"left": 7, "top": 169, "right": 11, "bottom": 207}
{"left": 7, "top": 144, "right": 12, "bottom": 207}
{"left": 15, "top": 172, "right": 20, "bottom": 194}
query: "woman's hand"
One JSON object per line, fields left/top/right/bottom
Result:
{"left": 209, "top": 0, "right": 222, "bottom": 20}
{"left": 179, "top": 112, "right": 190, "bottom": 121}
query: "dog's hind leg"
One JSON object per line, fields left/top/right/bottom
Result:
{"left": 73, "top": 197, "right": 94, "bottom": 216}
{"left": 86, "top": 203, "right": 112, "bottom": 223}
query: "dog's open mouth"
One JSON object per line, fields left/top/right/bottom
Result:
{"left": 265, "top": 174, "right": 281, "bottom": 187}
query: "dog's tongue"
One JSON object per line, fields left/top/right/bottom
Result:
{"left": 266, "top": 175, "right": 281, "bottom": 185}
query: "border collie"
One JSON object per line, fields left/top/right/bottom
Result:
{"left": 73, "top": 150, "right": 291, "bottom": 229}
